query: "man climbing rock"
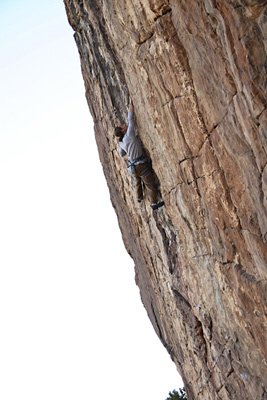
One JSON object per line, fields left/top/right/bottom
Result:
{"left": 114, "top": 99, "right": 164, "bottom": 210}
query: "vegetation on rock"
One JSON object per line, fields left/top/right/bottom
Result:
{"left": 166, "top": 388, "right": 187, "bottom": 400}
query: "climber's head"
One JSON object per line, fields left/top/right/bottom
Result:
{"left": 114, "top": 123, "right": 128, "bottom": 140}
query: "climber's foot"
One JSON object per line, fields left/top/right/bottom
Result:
{"left": 151, "top": 201, "right": 165, "bottom": 210}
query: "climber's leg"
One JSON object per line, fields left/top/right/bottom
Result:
{"left": 141, "top": 170, "right": 159, "bottom": 204}
{"left": 134, "top": 167, "right": 144, "bottom": 202}
{"left": 135, "top": 163, "right": 164, "bottom": 209}
{"left": 136, "top": 163, "right": 158, "bottom": 204}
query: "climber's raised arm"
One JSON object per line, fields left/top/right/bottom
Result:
{"left": 128, "top": 98, "right": 134, "bottom": 113}
{"left": 125, "top": 99, "right": 135, "bottom": 139}
{"left": 114, "top": 98, "right": 133, "bottom": 141}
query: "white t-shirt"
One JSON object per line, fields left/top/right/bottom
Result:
{"left": 118, "top": 111, "right": 144, "bottom": 162}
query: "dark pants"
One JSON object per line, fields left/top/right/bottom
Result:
{"left": 134, "top": 162, "right": 159, "bottom": 204}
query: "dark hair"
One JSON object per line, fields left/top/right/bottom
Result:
{"left": 114, "top": 126, "right": 122, "bottom": 137}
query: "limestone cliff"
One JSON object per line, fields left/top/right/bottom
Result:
{"left": 64, "top": 1, "right": 267, "bottom": 399}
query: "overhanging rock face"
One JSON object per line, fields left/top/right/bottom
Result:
{"left": 64, "top": 1, "right": 267, "bottom": 399}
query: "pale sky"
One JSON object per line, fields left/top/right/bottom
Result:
{"left": 0, "top": 2, "right": 183, "bottom": 399}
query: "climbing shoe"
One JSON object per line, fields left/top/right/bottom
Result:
{"left": 151, "top": 201, "right": 165, "bottom": 210}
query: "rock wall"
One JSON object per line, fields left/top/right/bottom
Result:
{"left": 64, "top": 1, "right": 267, "bottom": 399}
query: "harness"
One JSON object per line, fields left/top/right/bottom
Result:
{"left": 127, "top": 155, "right": 147, "bottom": 174}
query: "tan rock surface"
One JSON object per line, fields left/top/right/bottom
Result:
{"left": 64, "top": 1, "right": 267, "bottom": 399}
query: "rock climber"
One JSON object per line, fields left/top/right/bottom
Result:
{"left": 114, "top": 99, "right": 164, "bottom": 210}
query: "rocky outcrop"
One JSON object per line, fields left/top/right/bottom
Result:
{"left": 64, "top": 1, "right": 267, "bottom": 399}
